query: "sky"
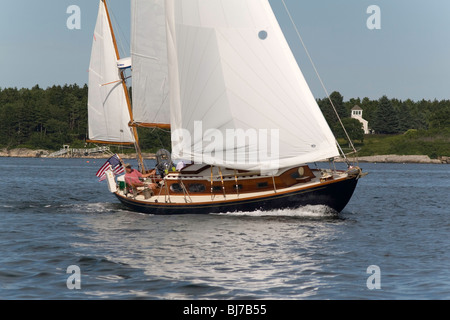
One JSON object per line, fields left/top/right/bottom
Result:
{"left": 0, "top": 0, "right": 449, "bottom": 101}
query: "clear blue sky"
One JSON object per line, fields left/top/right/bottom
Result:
{"left": 1, "top": 0, "right": 449, "bottom": 101}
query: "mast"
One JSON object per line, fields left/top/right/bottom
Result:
{"left": 102, "top": 0, "right": 146, "bottom": 172}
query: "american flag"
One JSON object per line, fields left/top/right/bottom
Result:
{"left": 96, "top": 154, "right": 124, "bottom": 182}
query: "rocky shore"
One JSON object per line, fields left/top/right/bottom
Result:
{"left": 0, "top": 148, "right": 156, "bottom": 160}
{"left": 0, "top": 148, "right": 51, "bottom": 158}
{"left": 344, "top": 155, "right": 449, "bottom": 164}
{"left": 0, "top": 148, "right": 448, "bottom": 164}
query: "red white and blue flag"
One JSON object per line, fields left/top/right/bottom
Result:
{"left": 96, "top": 154, "right": 124, "bottom": 181}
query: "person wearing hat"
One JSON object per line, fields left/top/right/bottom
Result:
{"left": 124, "top": 164, "right": 157, "bottom": 190}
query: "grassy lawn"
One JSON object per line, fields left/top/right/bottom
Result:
{"left": 338, "top": 129, "right": 450, "bottom": 159}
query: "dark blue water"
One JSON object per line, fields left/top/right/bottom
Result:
{"left": 0, "top": 158, "right": 449, "bottom": 299}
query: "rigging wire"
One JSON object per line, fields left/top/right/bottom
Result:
{"left": 112, "top": 3, "right": 149, "bottom": 171}
{"left": 108, "top": 2, "right": 129, "bottom": 59}
{"left": 280, "top": 0, "right": 357, "bottom": 160}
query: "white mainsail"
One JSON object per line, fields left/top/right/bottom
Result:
{"left": 165, "top": 0, "right": 340, "bottom": 171}
{"left": 88, "top": 0, "right": 134, "bottom": 144}
{"left": 131, "top": 0, "right": 171, "bottom": 127}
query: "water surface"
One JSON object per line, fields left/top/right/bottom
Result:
{"left": 0, "top": 158, "right": 448, "bottom": 299}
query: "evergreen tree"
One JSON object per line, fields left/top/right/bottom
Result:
{"left": 429, "top": 102, "right": 450, "bottom": 130}
{"left": 317, "top": 91, "right": 347, "bottom": 128}
{"left": 397, "top": 102, "right": 413, "bottom": 133}
{"left": 329, "top": 91, "right": 347, "bottom": 120}
{"left": 373, "top": 95, "right": 400, "bottom": 134}
{"left": 360, "top": 97, "right": 378, "bottom": 125}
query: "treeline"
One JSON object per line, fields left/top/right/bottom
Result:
{"left": 317, "top": 91, "right": 450, "bottom": 142}
{"left": 0, "top": 84, "right": 88, "bottom": 150}
{"left": 0, "top": 84, "right": 170, "bottom": 151}
{"left": 0, "top": 85, "right": 449, "bottom": 152}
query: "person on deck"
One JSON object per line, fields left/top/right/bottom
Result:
{"left": 124, "top": 164, "right": 158, "bottom": 191}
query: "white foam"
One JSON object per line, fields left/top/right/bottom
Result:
{"left": 214, "top": 205, "right": 338, "bottom": 218}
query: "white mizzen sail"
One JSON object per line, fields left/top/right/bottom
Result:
{"left": 88, "top": 0, "right": 134, "bottom": 144}
{"left": 131, "top": 0, "right": 171, "bottom": 127}
{"left": 166, "top": 0, "right": 340, "bottom": 171}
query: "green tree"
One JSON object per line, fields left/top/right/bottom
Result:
{"left": 397, "top": 102, "right": 414, "bottom": 133}
{"left": 0, "top": 103, "right": 18, "bottom": 147}
{"left": 373, "top": 95, "right": 400, "bottom": 134}
{"left": 334, "top": 118, "right": 365, "bottom": 143}
{"left": 428, "top": 102, "right": 450, "bottom": 130}
{"left": 360, "top": 97, "right": 378, "bottom": 125}
{"left": 317, "top": 91, "right": 347, "bottom": 128}
{"left": 138, "top": 127, "right": 171, "bottom": 152}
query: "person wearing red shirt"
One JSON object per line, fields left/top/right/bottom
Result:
{"left": 124, "top": 164, "right": 158, "bottom": 190}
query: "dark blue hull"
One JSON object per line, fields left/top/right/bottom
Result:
{"left": 114, "top": 176, "right": 359, "bottom": 215}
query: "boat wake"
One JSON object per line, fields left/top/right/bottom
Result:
{"left": 68, "top": 202, "right": 134, "bottom": 215}
{"left": 214, "top": 205, "right": 338, "bottom": 218}
{"left": 4, "top": 202, "right": 131, "bottom": 215}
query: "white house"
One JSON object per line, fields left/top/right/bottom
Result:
{"left": 351, "top": 106, "right": 370, "bottom": 134}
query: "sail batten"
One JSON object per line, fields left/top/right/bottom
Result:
{"left": 88, "top": 1, "right": 134, "bottom": 144}
{"left": 166, "top": 0, "right": 339, "bottom": 170}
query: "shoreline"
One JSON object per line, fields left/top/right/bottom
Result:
{"left": 0, "top": 148, "right": 156, "bottom": 160}
{"left": 342, "top": 154, "right": 448, "bottom": 164}
{"left": 1, "top": 148, "right": 448, "bottom": 164}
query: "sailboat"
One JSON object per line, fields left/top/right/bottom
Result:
{"left": 87, "top": 0, "right": 365, "bottom": 215}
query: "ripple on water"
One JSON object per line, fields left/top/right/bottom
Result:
{"left": 1, "top": 160, "right": 450, "bottom": 299}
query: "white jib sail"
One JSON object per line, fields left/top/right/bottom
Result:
{"left": 131, "top": 0, "right": 171, "bottom": 126}
{"left": 165, "top": 0, "right": 340, "bottom": 171}
{"left": 88, "top": 0, "right": 134, "bottom": 144}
